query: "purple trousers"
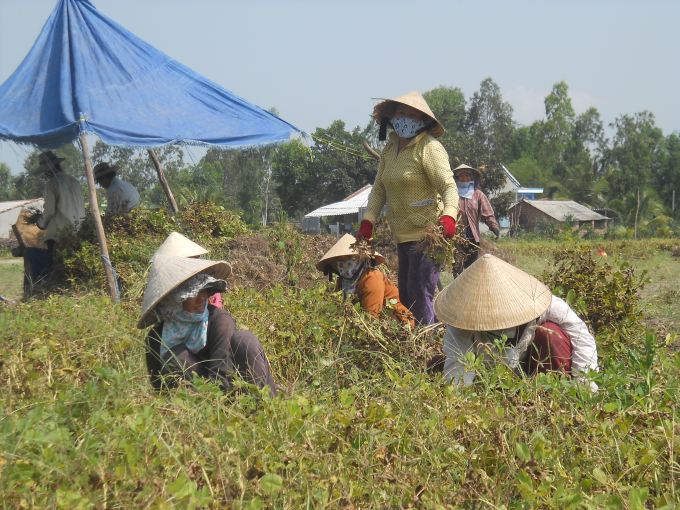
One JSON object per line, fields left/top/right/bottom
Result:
{"left": 397, "top": 241, "right": 442, "bottom": 326}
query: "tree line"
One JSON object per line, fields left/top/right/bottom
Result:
{"left": 2, "top": 79, "right": 679, "bottom": 231}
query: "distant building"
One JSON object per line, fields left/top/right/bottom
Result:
{"left": 302, "top": 185, "right": 373, "bottom": 235}
{"left": 508, "top": 199, "right": 610, "bottom": 231}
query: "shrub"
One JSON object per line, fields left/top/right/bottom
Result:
{"left": 541, "top": 246, "right": 648, "bottom": 343}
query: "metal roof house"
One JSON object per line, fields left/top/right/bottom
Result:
{"left": 508, "top": 199, "right": 610, "bottom": 231}
{"left": 302, "top": 185, "right": 373, "bottom": 235}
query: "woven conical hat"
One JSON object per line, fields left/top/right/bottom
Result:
{"left": 138, "top": 254, "right": 232, "bottom": 329}
{"left": 316, "top": 234, "right": 385, "bottom": 271}
{"left": 150, "top": 232, "right": 208, "bottom": 262}
{"left": 434, "top": 253, "right": 552, "bottom": 330}
{"left": 453, "top": 164, "right": 483, "bottom": 184}
{"left": 373, "top": 91, "right": 445, "bottom": 138}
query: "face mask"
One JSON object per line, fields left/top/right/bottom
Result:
{"left": 391, "top": 116, "right": 425, "bottom": 138}
{"left": 457, "top": 181, "right": 475, "bottom": 198}
{"left": 336, "top": 257, "right": 362, "bottom": 279}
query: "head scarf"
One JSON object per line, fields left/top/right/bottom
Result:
{"left": 155, "top": 274, "right": 227, "bottom": 358}
{"left": 336, "top": 257, "right": 366, "bottom": 295}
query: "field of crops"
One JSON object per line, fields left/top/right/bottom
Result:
{"left": 1, "top": 207, "right": 679, "bottom": 508}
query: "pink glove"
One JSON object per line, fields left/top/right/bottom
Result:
{"left": 356, "top": 220, "right": 373, "bottom": 244}
{"left": 437, "top": 215, "right": 456, "bottom": 240}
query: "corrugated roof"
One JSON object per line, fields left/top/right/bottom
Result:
{"left": 304, "top": 186, "right": 373, "bottom": 218}
{"left": 511, "top": 199, "right": 607, "bottom": 221}
{"left": 0, "top": 198, "right": 43, "bottom": 215}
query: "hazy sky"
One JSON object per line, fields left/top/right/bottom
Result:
{"left": 1, "top": 0, "right": 678, "bottom": 174}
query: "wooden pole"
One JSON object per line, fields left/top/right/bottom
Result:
{"left": 79, "top": 134, "right": 119, "bottom": 303}
{"left": 147, "top": 149, "right": 179, "bottom": 215}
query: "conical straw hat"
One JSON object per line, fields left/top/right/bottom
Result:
{"left": 316, "top": 234, "right": 385, "bottom": 271}
{"left": 453, "top": 164, "right": 483, "bottom": 184}
{"left": 434, "top": 253, "right": 553, "bottom": 330}
{"left": 138, "top": 254, "right": 232, "bottom": 329}
{"left": 150, "top": 231, "right": 209, "bottom": 262}
{"left": 373, "top": 91, "right": 444, "bottom": 138}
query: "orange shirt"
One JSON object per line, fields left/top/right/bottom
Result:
{"left": 337, "top": 268, "right": 415, "bottom": 328}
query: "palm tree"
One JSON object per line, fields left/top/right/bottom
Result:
{"left": 608, "top": 188, "right": 665, "bottom": 227}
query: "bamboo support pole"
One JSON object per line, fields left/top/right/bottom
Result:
{"left": 79, "top": 134, "right": 119, "bottom": 303}
{"left": 147, "top": 149, "right": 179, "bottom": 215}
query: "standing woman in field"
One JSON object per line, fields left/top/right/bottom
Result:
{"left": 452, "top": 164, "right": 500, "bottom": 275}
{"left": 357, "top": 91, "right": 459, "bottom": 325}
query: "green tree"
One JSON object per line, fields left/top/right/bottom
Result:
{"left": 652, "top": 133, "right": 680, "bottom": 209}
{"left": 272, "top": 121, "right": 378, "bottom": 218}
{"left": 466, "top": 78, "right": 515, "bottom": 162}
{"left": 0, "top": 163, "right": 16, "bottom": 201}
{"left": 606, "top": 111, "right": 663, "bottom": 199}
{"left": 422, "top": 86, "right": 467, "bottom": 134}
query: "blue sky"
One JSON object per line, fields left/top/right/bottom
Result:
{"left": 1, "top": 0, "right": 678, "bottom": 174}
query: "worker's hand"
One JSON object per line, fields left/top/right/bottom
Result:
{"left": 491, "top": 227, "right": 500, "bottom": 239}
{"left": 356, "top": 220, "right": 373, "bottom": 245}
{"left": 437, "top": 215, "right": 456, "bottom": 239}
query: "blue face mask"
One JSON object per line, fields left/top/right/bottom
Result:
{"left": 457, "top": 181, "right": 475, "bottom": 198}
{"left": 391, "top": 116, "right": 425, "bottom": 138}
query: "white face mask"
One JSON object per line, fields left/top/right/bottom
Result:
{"left": 457, "top": 181, "right": 475, "bottom": 198}
{"left": 391, "top": 116, "right": 425, "bottom": 138}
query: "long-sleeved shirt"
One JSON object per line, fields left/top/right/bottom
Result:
{"left": 105, "top": 176, "right": 140, "bottom": 215}
{"left": 334, "top": 267, "right": 415, "bottom": 327}
{"left": 363, "top": 132, "right": 458, "bottom": 243}
{"left": 459, "top": 189, "right": 499, "bottom": 243}
{"left": 443, "top": 294, "right": 598, "bottom": 387}
{"left": 36, "top": 172, "right": 86, "bottom": 241}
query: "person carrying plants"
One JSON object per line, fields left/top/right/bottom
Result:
{"left": 431, "top": 253, "right": 599, "bottom": 392}
{"left": 452, "top": 164, "right": 500, "bottom": 275}
{"left": 152, "top": 231, "right": 223, "bottom": 308}
{"left": 138, "top": 254, "right": 277, "bottom": 396}
{"left": 29, "top": 151, "right": 86, "bottom": 271}
{"left": 93, "top": 162, "right": 140, "bottom": 216}
{"left": 356, "top": 91, "right": 459, "bottom": 326}
{"left": 318, "top": 234, "right": 415, "bottom": 328}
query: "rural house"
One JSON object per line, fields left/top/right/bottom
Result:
{"left": 508, "top": 199, "right": 610, "bottom": 231}
{"left": 302, "top": 185, "right": 373, "bottom": 235}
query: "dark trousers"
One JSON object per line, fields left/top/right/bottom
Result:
{"left": 161, "top": 330, "right": 277, "bottom": 397}
{"left": 46, "top": 240, "right": 57, "bottom": 272}
{"left": 527, "top": 322, "right": 572, "bottom": 375}
{"left": 453, "top": 241, "right": 479, "bottom": 277}
{"left": 397, "top": 241, "right": 442, "bottom": 326}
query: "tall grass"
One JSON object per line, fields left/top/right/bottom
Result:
{"left": 1, "top": 282, "right": 679, "bottom": 508}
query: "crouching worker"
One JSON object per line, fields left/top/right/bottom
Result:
{"left": 151, "top": 231, "right": 223, "bottom": 308}
{"left": 317, "top": 234, "right": 415, "bottom": 328}
{"left": 138, "top": 254, "right": 277, "bottom": 396}
{"left": 433, "top": 253, "right": 599, "bottom": 392}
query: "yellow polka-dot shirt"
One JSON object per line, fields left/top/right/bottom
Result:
{"left": 363, "top": 132, "right": 459, "bottom": 243}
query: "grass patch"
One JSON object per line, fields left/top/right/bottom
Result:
{"left": 0, "top": 261, "right": 23, "bottom": 301}
{"left": 1, "top": 215, "right": 679, "bottom": 507}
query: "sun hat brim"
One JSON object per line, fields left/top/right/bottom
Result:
{"left": 316, "top": 233, "right": 385, "bottom": 271}
{"left": 453, "top": 164, "right": 483, "bottom": 184}
{"left": 138, "top": 254, "right": 232, "bottom": 329}
{"left": 434, "top": 253, "right": 553, "bottom": 331}
{"left": 372, "top": 91, "right": 445, "bottom": 138}
{"left": 94, "top": 165, "right": 119, "bottom": 180}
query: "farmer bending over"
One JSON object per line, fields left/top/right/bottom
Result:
{"left": 318, "top": 234, "right": 414, "bottom": 328}
{"left": 356, "top": 91, "right": 459, "bottom": 326}
{"left": 432, "top": 254, "right": 599, "bottom": 392}
{"left": 152, "top": 231, "right": 224, "bottom": 308}
{"left": 138, "top": 254, "right": 276, "bottom": 396}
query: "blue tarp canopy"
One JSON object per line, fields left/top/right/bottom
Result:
{"left": 0, "top": 0, "right": 303, "bottom": 149}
